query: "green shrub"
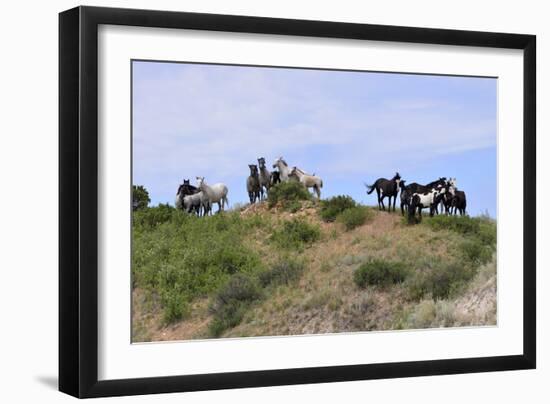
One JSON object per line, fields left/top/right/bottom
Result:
{"left": 267, "top": 181, "right": 311, "bottom": 210}
{"left": 258, "top": 259, "right": 305, "bottom": 287}
{"left": 423, "top": 215, "right": 496, "bottom": 269}
{"left": 476, "top": 220, "right": 497, "bottom": 247}
{"left": 353, "top": 260, "right": 408, "bottom": 288}
{"left": 133, "top": 185, "right": 151, "bottom": 211}
{"left": 161, "top": 290, "right": 190, "bottom": 324}
{"left": 424, "top": 215, "right": 497, "bottom": 247}
{"left": 319, "top": 195, "right": 356, "bottom": 222}
{"left": 424, "top": 215, "right": 480, "bottom": 234}
{"left": 405, "top": 261, "right": 474, "bottom": 301}
{"left": 208, "top": 274, "right": 262, "bottom": 336}
{"left": 459, "top": 239, "right": 493, "bottom": 265}
{"left": 132, "top": 211, "right": 265, "bottom": 323}
{"left": 133, "top": 203, "right": 176, "bottom": 228}
{"left": 337, "top": 206, "right": 372, "bottom": 230}
{"left": 270, "top": 219, "right": 321, "bottom": 249}
{"left": 285, "top": 199, "right": 303, "bottom": 213}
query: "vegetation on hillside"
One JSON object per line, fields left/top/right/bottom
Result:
{"left": 267, "top": 181, "right": 311, "bottom": 211}
{"left": 132, "top": 185, "right": 151, "bottom": 211}
{"left": 132, "top": 192, "right": 497, "bottom": 342}
{"left": 319, "top": 195, "right": 357, "bottom": 222}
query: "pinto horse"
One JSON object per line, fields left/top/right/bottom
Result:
{"left": 408, "top": 188, "right": 445, "bottom": 220}
{"left": 405, "top": 177, "right": 448, "bottom": 214}
{"left": 365, "top": 172, "right": 402, "bottom": 212}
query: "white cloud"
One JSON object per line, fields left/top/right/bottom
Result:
{"left": 132, "top": 63, "right": 496, "bottom": 204}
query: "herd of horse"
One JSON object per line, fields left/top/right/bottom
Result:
{"left": 365, "top": 172, "right": 467, "bottom": 219}
{"left": 175, "top": 157, "right": 323, "bottom": 216}
{"left": 175, "top": 158, "right": 466, "bottom": 220}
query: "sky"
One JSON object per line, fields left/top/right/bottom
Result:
{"left": 132, "top": 60, "right": 497, "bottom": 217}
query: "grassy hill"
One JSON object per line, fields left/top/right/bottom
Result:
{"left": 132, "top": 184, "right": 496, "bottom": 342}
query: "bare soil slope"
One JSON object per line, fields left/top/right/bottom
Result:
{"left": 132, "top": 201, "right": 496, "bottom": 342}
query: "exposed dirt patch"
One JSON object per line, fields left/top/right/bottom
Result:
{"left": 133, "top": 205, "right": 496, "bottom": 342}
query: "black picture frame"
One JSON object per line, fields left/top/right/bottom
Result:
{"left": 59, "top": 5, "right": 536, "bottom": 398}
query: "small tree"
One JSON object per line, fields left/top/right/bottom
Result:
{"left": 132, "top": 185, "right": 150, "bottom": 211}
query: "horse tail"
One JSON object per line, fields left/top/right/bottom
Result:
{"left": 319, "top": 179, "right": 323, "bottom": 188}
{"left": 364, "top": 181, "right": 377, "bottom": 194}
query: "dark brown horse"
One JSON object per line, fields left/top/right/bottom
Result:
{"left": 246, "top": 165, "right": 261, "bottom": 204}
{"left": 451, "top": 190, "right": 467, "bottom": 215}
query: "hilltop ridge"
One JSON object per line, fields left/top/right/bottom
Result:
{"left": 132, "top": 194, "right": 496, "bottom": 342}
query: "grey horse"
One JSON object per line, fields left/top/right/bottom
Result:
{"left": 257, "top": 157, "right": 271, "bottom": 200}
{"left": 246, "top": 164, "right": 261, "bottom": 204}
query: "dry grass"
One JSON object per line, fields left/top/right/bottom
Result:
{"left": 132, "top": 203, "right": 496, "bottom": 341}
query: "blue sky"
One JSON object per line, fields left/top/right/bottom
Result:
{"left": 132, "top": 61, "right": 497, "bottom": 217}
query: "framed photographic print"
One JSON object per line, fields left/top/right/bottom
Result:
{"left": 59, "top": 6, "right": 536, "bottom": 398}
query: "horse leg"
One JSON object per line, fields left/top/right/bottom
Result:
{"left": 315, "top": 185, "right": 321, "bottom": 199}
{"left": 392, "top": 195, "right": 397, "bottom": 212}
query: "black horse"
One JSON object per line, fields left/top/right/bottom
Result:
{"left": 451, "top": 190, "right": 467, "bottom": 215}
{"left": 365, "top": 172, "right": 401, "bottom": 212}
{"left": 177, "top": 179, "right": 199, "bottom": 198}
{"left": 270, "top": 170, "right": 281, "bottom": 186}
{"left": 405, "top": 177, "right": 447, "bottom": 194}
{"left": 399, "top": 180, "right": 413, "bottom": 216}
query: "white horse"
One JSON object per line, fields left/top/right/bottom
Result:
{"left": 289, "top": 166, "right": 323, "bottom": 199}
{"left": 175, "top": 191, "right": 210, "bottom": 216}
{"left": 447, "top": 178, "right": 457, "bottom": 196}
{"left": 272, "top": 157, "right": 293, "bottom": 182}
{"left": 196, "top": 176, "right": 229, "bottom": 214}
